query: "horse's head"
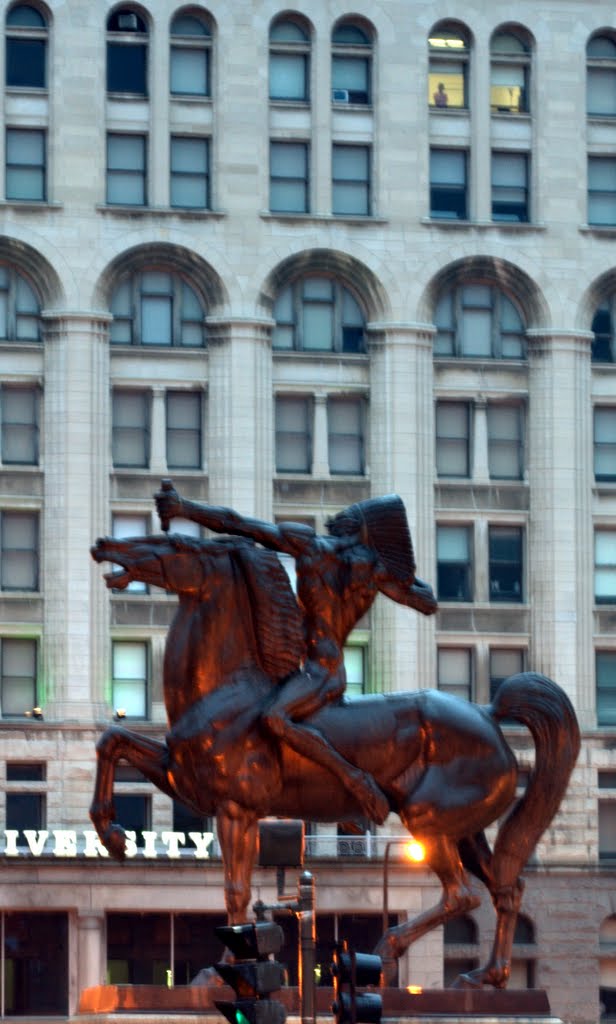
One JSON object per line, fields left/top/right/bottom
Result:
{"left": 90, "top": 535, "right": 209, "bottom": 597}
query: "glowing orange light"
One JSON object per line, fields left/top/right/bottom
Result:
{"left": 405, "top": 839, "right": 426, "bottom": 862}
{"left": 407, "top": 985, "right": 423, "bottom": 995}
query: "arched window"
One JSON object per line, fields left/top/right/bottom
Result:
{"left": 331, "top": 19, "right": 372, "bottom": 105}
{"left": 5, "top": 4, "right": 48, "bottom": 89}
{"left": 434, "top": 282, "right": 526, "bottom": 359}
{"left": 106, "top": 7, "right": 148, "bottom": 96}
{"left": 0, "top": 267, "right": 40, "bottom": 341}
{"left": 273, "top": 277, "right": 365, "bottom": 353}
{"left": 490, "top": 28, "right": 531, "bottom": 113}
{"left": 110, "top": 271, "right": 205, "bottom": 347}
{"left": 428, "top": 21, "right": 470, "bottom": 109}
{"left": 269, "top": 16, "right": 310, "bottom": 102}
{"left": 587, "top": 34, "right": 616, "bottom": 117}
{"left": 170, "top": 9, "right": 211, "bottom": 96}
{"left": 592, "top": 299, "right": 616, "bottom": 361}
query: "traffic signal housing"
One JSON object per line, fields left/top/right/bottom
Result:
{"left": 332, "top": 944, "right": 382, "bottom": 1024}
{"left": 214, "top": 921, "right": 287, "bottom": 1024}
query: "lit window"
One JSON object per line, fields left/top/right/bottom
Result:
{"left": 435, "top": 401, "right": 470, "bottom": 477}
{"left": 434, "top": 283, "right": 526, "bottom": 359}
{"left": 112, "top": 389, "right": 150, "bottom": 469}
{"left": 106, "top": 133, "right": 146, "bottom": 206}
{"left": 1, "top": 639, "right": 37, "bottom": 716}
{"left": 275, "top": 396, "right": 312, "bottom": 473}
{"left": 487, "top": 404, "right": 524, "bottom": 479}
{"left": 489, "top": 525, "right": 523, "bottom": 602}
{"left": 269, "top": 17, "right": 309, "bottom": 101}
{"left": 343, "top": 645, "right": 366, "bottom": 697}
{"left": 170, "top": 136, "right": 209, "bottom": 209}
{"left": 0, "top": 511, "right": 38, "bottom": 591}
{"left": 595, "top": 531, "right": 616, "bottom": 604}
{"left": 1, "top": 384, "right": 39, "bottom": 464}
{"left": 106, "top": 7, "right": 147, "bottom": 95}
{"left": 492, "top": 152, "right": 529, "bottom": 222}
{"left": 595, "top": 408, "right": 616, "bottom": 480}
{"left": 166, "top": 391, "right": 202, "bottom": 470}
{"left": 490, "top": 30, "right": 530, "bottom": 113}
{"left": 428, "top": 22, "right": 469, "bottom": 109}
{"left": 110, "top": 271, "right": 205, "bottom": 347}
{"left": 430, "top": 148, "right": 467, "bottom": 220}
{"left": 332, "top": 144, "right": 371, "bottom": 216}
{"left": 270, "top": 142, "right": 309, "bottom": 213}
{"left": 331, "top": 20, "right": 372, "bottom": 105}
{"left": 273, "top": 277, "right": 365, "bottom": 353}
{"left": 437, "top": 647, "right": 472, "bottom": 700}
{"left": 437, "top": 525, "right": 472, "bottom": 601}
{"left": 170, "top": 11, "right": 211, "bottom": 96}
{"left": 6, "top": 128, "right": 45, "bottom": 201}
{"left": 588, "top": 157, "right": 616, "bottom": 226}
{"left": 587, "top": 34, "right": 616, "bottom": 117}
{"left": 112, "top": 514, "right": 148, "bottom": 593}
{"left": 328, "top": 396, "right": 365, "bottom": 475}
{"left": 5, "top": 3, "right": 47, "bottom": 88}
{"left": 112, "top": 640, "right": 148, "bottom": 718}
{"left": 597, "top": 652, "right": 616, "bottom": 726}
{"left": 489, "top": 648, "right": 524, "bottom": 701}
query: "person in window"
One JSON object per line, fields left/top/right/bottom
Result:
{"left": 155, "top": 484, "right": 437, "bottom": 824}
{"left": 433, "top": 82, "right": 448, "bottom": 107}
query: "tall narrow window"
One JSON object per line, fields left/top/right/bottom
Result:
{"left": 597, "top": 651, "right": 616, "bottom": 726}
{"left": 438, "top": 648, "right": 472, "bottom": 701}
{"left": 166, "top": 391, "right": 202, "bottom": 470}
{"left": 270, "top": 142, "right": 308, "bottom": 213}
{"left": 1, "top": 384, "right": 39, "bottom": 464}
{"left": 273, "top": 278, "right": 365, "bottom": 353}
{"left": 489, "top": 648, "right": 524, "bottom": 701}
{"left": 430, "top": 149, "right": 467, "bottom": 220}
{"left": 269, "top": 17, "right": 309, "bottom": 102}
{"left": 112, "top": 640, "right": 148, "bottom": 718}
{"left": 1, "top": 638, "right": 37, "bottom": 716}
{"left": 490, "top": 30, "right": 530, "bottom": 113}
{"left": 595, "top": 408, "right": 616, "bottom": 480}
{"left": 489, "top": 526, "right": 523, "bottom": 602}
{"left": 170, "top": 11, "right": 211, "bottom": 96}
{"left": 170, "top": 136, "right": 209, "bottom": 209}
{"left": 587, "top": 35, "right": 616, "bottom": 118}
{"left": 332, "top": 144, "right": 370, "bottom": 216}
{"left": 428, "top": 22, "right": 469, "bottom": 109}
{"left": 0, "top": 511, "right": 38, "bottom": 591}
{"left": 437, "top": 525, "right": 472, "bottom": 601}
{"left": 596, "top": 531, "right": 616, "bottom": 604}
{"left": 112, "top": 515, "right": 148, "bottom": 594}
{"left": 492, "top": 152, "right": 528, "bottom": 222}
{"left": 106, "top": 133, "right": 146, "bottom": 206}
{"left": 435, "top": 401, "right": 470, "bottom": 477}
{"left": 275, "top": 396, "right": 312, "bottom": 473}
{"left": 331, "top": 21, "right": 372, "bottom": 105}
{"left": 328, "top": 397, "right": 365, "bottom": 475}
{"left": 588, "top": 157, "right": 616, "bottom": 227}
{"left": 6, "top": 128, "right": 45, "bottom": 201}
{"left": 110, "top": 272, "right": 205, "bottom": 347}
{"left": 112, "top": 389, "right": 150, "bottom": 469}
{"left": 107, "top": 8, "right": 148, "bottom": 95}
{"left": 6, "top": 4, "right": 47, "bottom": 88}
{"left": 487, "top": 404, "right": 524, "bottom": 479}
{"left": 6, "top": 762, "right": 45, "bottom": 828}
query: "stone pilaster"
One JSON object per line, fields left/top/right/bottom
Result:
{"left": 367, "top": 322, "right": 436, "bottom": 693}
{"left": 76, "top": 910, "right": 105, "bottom": 998}
{"left": 206, "top": 317, "right": 273, "bottom": 517}
{"left": 42, "top": 312, "right": 111, "bottom": 721}
{"left": 527, "top": 328, "right": 594, "bottom": 723}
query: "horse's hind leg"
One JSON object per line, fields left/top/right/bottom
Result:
{"left": 216, "top": 801, "right": 259, "bottom": 926}
{"left": 90, "top": 726, "right": 171, "bottom": 860}
{"left": 374, "top": 834, "right": 480, "bottom": 985}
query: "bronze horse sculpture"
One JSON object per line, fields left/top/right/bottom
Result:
{"left": 90, "top": 531, "right": 580, "bottom": 989}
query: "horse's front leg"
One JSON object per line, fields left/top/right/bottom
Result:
{"left": 90, "top": 726, "right": 173, "bottom": 860}
{"left": 216, "top": 801, "right": 259, "bottom": 925}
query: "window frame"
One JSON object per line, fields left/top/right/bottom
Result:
{"left": 106, "top": 7, "right": 148, "bottom": 97}
{"left": 1, "top": 383, "right": 39, "bottom": 465}
{"left": 0, "top": 510, "right": 39, "bottom": 592}
{"left": 489, "top": 525, "right": 523, "bottom": 603}
{"left": 170, "top": 135, "right": 209, "bottom": 209}
{"left": 106, "top": 132, "right": 147, "bottom": 207}
{"left": 587, "top": 34, "right": 616, "bottom": 118}
{"left": 595, "top": 407, "right": 616, "bottom": 481}
{"left": 428, "top": 23, "right": 470, "bottom": 110}
{"left": 437, "top": 646, "right": 473, "bottom": 701}
{"left": 435, "top": 400, "right": 470, "bottom": 478}
{"left": 437, "top": 524, "right": 473, "bottom": 602}
{"left": 597, "top": 651, "right": 616, "bottom": 726}
{"left": 434, "top": 282, "right": 527, "bottom": 359}
{"left": 331, "top": 21, "right": 373, "bottom": 107}
{"left": 595, "top": 530, "right": 616, "bottom": 604}
{"left": 487, "top": 402, "right": 524, "bottom": 480}
{"left": 327, "top": 394, "right": 366, "bottom": 476}
{"left": 166, "top": 390, "right": 203, "bottom": 471}
{"left": 430, "top": 147, "right": 468, "bottom": 220}
{"left": 5, "top": 4, "right": 48, "bottom": 90}
{"left": 332, "top": 143, "right": 371, "bottom": 217}
{"left": 269, "top": 17, "right": 310, "bottom": 103}
{"left": 112, "top": 388, "right": 151, "bottom": 470}
{"left": 110, "top": 271, "right": 205, "bottom": 348}
{"left": 489, "top": 647, "right": 525, "bottom": 701}
{"left": 5, "top": 127, "right": 46, "bottom": 202}
{"left": 491, "top": 151, "right": 529, "bottom": 223}
{"left": 490, "top": 31, "right": 530, "bottom": 114}
{"left": 588, "top": 156, "right": 616, "bottom": 227}
{"left": 169, "top": 11, "right": 211, "bottom": 98}
{"left": 272, "top": 276, "right": 366, "bottom": 354}
{"left": 269, "top": 140, "right": 309, "bottom": 214}
{"left": 1, "top": 637, "right": 37, "bottom": 717}
{"left": 275, "top": 394, "right": 313, "bottom": 474}
{"left": 111, "top": 639, "right": 149, "bottom": 719}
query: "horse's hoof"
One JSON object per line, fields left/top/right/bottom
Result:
{"left": 104, "top": 824, "right": 127, "bottom": 861}
{"left": 452, "top": 973, "right": 483, "bottom": 990}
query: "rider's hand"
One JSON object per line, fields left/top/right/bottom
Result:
{"left": 154, "top": 485, "right": 184, "bottom": 529}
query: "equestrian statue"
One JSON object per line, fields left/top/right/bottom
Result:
{"left": 90, "top": 484, "right": 580, "bottom": 989}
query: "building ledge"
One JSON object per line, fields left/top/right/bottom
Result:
{"left": 261, "top": 211, "right": 388, "bottom": 225}
{"left": 96, "top": 205, "right": 225, "bottom": 219}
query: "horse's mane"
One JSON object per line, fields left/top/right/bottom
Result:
{"left": 229, "top": 544, "right": 305, "bottom": 682}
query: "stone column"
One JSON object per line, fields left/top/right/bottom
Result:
{"left": 206, "top": 317, "right": 273, "bottom": 517}
{"left": 42, "top": 312, "right": 111, "bottom": 721}
{"left": 367, "top": 322, "right": 436, "bottom": 693}
{"left": 76, "top": 910, "right": 106, "bottom": 996}
{"left": 527, "top": 328, "right": 594, "bottom": 724}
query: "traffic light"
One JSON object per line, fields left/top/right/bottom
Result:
{"left": 214, "top": 921, "right": 287, "bottom": 1024}
{"left": 332, "top": 943, "right": 382, "bottom": 1024}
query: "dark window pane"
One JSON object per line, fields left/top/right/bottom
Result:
{"left": 7, "top": 761, "right": 45, "bottom": 781}
{"left": 5, "top": 912, "right": 68, "bottom": 1015}
{"left": 6, "top": 791, "right": 44, "bottom": 830}
{"left": 107, "top": 42, "right": 147, "bottom": 94}
{"left": 113, "top": 794, "right": 150, "bottom": 847}
{"left": 6, "top": 38, "right": 45, "bottom": 87}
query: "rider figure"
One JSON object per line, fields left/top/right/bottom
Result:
{"left": 155, "top": 484, "right": 437, "bottom": 824}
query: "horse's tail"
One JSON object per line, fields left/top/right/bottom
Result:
{"left": 490, "top": 671, "right": 581, "bottom": 869}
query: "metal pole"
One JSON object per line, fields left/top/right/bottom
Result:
{"left": 382, "top": 840, "right": 392, "bottom": 938}
{"left": 298, "top": 870, "right": 316, "bottom": 1024}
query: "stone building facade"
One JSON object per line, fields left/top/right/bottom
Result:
{"left": 0, "top": 0, "right": 614, "bottom": 1020}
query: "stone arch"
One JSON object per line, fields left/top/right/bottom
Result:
{"left": 418, "top": 255, "right": 549, "bottom": 330}
{"left": 93, "top": 242, "right": 228, "bottom": 313}
{"left": 579, "top": 269, "right": 616, "bottom": 331}
{"left": 258, "top": 248, "right": 390, "bottom": 322}
{"left": 0, "top": 234, "right": 65, "bottom": 308}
